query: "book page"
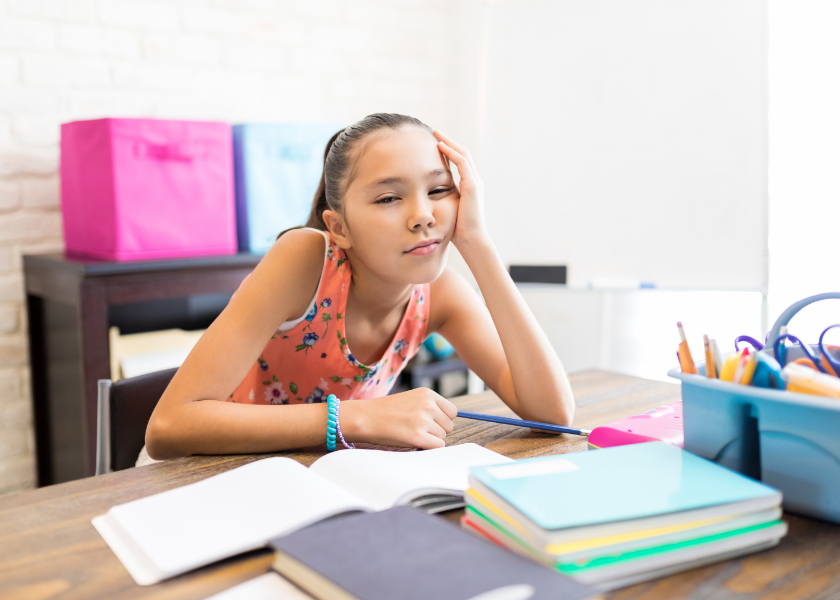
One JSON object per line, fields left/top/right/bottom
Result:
{"left": 205, "top": 573, "right": 314, "bottom": 600}
{"left": 98, "top": 457, "right": 370, "bottom": 584}
{"left": 309, "top": 443, "right": 511, "bottom": 512}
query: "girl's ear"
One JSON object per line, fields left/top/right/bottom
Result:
{"left": 323, "top": 209, "right": 352, "bottom": 249}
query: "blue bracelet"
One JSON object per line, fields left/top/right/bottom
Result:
{"left": 326, "top": 394, "right": 338, "bottom": 451}
{"left": 326, "top": 394, "right": 355, "bottom": 451}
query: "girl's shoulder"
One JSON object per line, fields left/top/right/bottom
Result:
{"left": 262, "top": 227, "right": 328, "bottom": 270}
{"left": 239, "top": 228, "right": 330, "bottom": 323}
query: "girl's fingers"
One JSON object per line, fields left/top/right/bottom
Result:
{"left": 432, "top": 409, "right": 454, "bottom": 435}
{"left": 435, "top": 130, "right": 479, "bottom": 174}
{"left": 427, "top": 419, "right": 449, "bottom": 441}
{"left": 435, "top": 396, "right": 458, "bottom": 421}
{"left": 434, "top": 130, "right": 469, "bottom": 157}
{"left": 419, "top": 433, "right": 446, "bottom": 449}
{"left": 438, "top": 142, "right": 475, "bottom": 183}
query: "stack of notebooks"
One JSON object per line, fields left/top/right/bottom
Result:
{"left": 461, "top": 442, "right": 787, "bottom": 591}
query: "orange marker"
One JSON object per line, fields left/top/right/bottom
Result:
{"left": 704, "top": 334, "right": 717, "bottom": 378}
{"left": 677, "top": 322, "right": 698, "bottom": 375}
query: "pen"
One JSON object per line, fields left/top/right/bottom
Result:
{"left": 456, "top": 411, "right": 591, "bottom": 437}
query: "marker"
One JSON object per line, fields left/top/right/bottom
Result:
{"left": 456, "top": 411, "right": 591, "bottom": 437}
{"left": 731, "top": 348, "right": 757, "bottom": 385}
{"left": 783, "top": 363, "right": 840, "bottom": 399}
{"left": 677, "top": 322, "right": 698, "bottom": 374}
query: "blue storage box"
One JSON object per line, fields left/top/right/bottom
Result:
{"left": 233, "top": 123, "right": 342, "bottom": 253}
{"left": 669, "top": 292, "right": 840, "bottom": 523}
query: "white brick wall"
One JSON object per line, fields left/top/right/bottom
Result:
{"left": 0, "top": 0, "right": 457, "bottom": 495}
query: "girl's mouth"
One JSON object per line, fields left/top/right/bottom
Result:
{"left": 405, "top": 239, "right": 442, "bottom": 256}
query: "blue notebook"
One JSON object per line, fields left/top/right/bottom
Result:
{"left": 468, "top": 442, "right": 781, "bottom": 531}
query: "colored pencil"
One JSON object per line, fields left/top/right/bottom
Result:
{"left": 456, "top": 411, "right": 591, "bottom": 437}
{"left": 677, "top": 321, "right": 698, "bottom": 374}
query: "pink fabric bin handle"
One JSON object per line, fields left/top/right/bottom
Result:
{"left": 133, "top": 141, "right": 204, "bottom": 161}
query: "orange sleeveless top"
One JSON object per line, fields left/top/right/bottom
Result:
{"left": 229, "top": 230, "right": 430, "bottom": 405}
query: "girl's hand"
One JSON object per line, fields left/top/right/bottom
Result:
{"left": 341, "top": 388, "right": 458, "bottom": 449}
{"left": 434, "top": 131, "right": 490, "bottom": 252}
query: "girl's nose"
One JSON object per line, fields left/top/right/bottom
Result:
{"left": 409, "top": 197, "right": 435, "bottom": 230}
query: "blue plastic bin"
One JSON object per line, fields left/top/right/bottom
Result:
{"left": 233, "top": 123, "right": 342, "bottom": 254}
{"left": 669, "top": 292, "right": 840, "bottom": 523}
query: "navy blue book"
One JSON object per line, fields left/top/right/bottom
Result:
{"left": 270, "top": 506, "right": 600, "bottom": 600}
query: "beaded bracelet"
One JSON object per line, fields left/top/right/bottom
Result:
{"left": 326, "top": 394, "right": 355, "bottom": 451}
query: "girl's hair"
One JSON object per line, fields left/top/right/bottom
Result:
{"left": 292, "top": 113, "right": 433, "bottom": 234}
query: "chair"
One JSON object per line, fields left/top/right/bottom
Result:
{"left": 95, "top": 367, "right": 178, "bottom": 475}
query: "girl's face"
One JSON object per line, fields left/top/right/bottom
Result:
{"left": 335, "top": 126, "right": 459, "bottom": 285}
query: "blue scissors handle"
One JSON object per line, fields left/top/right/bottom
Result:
{"left": 819, "top": 324, "right": 840, "bottom": 374}
{"left": 735, "top": 335, "right": 764, "bottom": 352}
{"left": 774, "top": 333, "right": 829, "bottom": 374}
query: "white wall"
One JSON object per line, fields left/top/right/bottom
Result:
{"left": 518, "top": 287, "right": 763, "bottom": 382}
{"left": 767, "top": 0, "right": 840, "bottom": 337}
{"left": 0, "top": 0, "right": 457, "bottom": 495}
{"left": 477, "top": 0, "right": 768, "bottom": 291}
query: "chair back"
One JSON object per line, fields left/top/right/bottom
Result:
{"left": 96, "top": 368, "right": 177, "bottom": 475}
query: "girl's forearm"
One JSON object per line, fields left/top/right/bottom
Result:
{"left": 458, "top": 237, "right": 574, "bottom": 425}
{"left": 146, "top": 400, "right": 334, "bottom": 459}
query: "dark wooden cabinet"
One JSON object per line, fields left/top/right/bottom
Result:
{"left": 23, "top": 253, "right": 262, "bottom": 486}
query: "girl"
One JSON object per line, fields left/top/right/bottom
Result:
{"left": 146, "top": 113, "right": 574, "bottom": 458}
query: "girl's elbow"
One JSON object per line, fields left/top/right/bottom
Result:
{"left": 546, "top": 391, "right": 575, "bottom": 427}
{"left": 145, "top": 414, "right": 184, "bottom": 460}
{"left": 557, "top": 404, "right": 575, "bottom": 427}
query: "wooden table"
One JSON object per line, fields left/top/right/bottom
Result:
{"left": 23, "top": 252, "right": 262, "bottom": 485}
{"left": 2, "top": 370, "right": 839, "bottom": 600}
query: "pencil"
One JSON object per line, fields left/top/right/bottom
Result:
{"left": 704, "top": 334, "right": 717, "bottom": 378}
{"left": 456, "top": 411, "right": 591, "bottom": 436}
{"left": 677, "top": 322, "right": 698, "bottom": 374}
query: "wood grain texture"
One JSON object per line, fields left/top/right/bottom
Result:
{"left": 2, "top": 370, "right": 838, "bottom": 600}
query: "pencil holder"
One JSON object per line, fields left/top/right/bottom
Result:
{"left": 670, "top": 293, "right": 840, "bottom": 523}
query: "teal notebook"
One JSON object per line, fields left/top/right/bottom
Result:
{"left": 468, "top": 442, "right": 781, "bottom": 531}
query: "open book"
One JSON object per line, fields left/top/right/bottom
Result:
{"left": 92, "top": 443, "right": 511, "bottom": 586}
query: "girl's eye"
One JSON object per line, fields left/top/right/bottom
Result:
{"left": 429, "top": 187, "right": 451, "bottom": 196}
{"left": 376, "top": 196, "right": 399, "bottom": 204}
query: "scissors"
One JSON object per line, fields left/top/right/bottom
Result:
{"left": 735, "top": 335, "right": 764, "bottom": 352}
{"left": 819, "top": 324, "right": 840, "bottom": 375}
{"left": 772, "top": 327, "right": 840, "bottom": 377}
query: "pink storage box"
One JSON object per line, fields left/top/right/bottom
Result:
{"left": 60, "top": 118, "right": 237, "bottom": 261}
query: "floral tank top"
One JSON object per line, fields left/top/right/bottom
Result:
{"left": 229, "top": 230, "right": 430, "bottom": 405}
